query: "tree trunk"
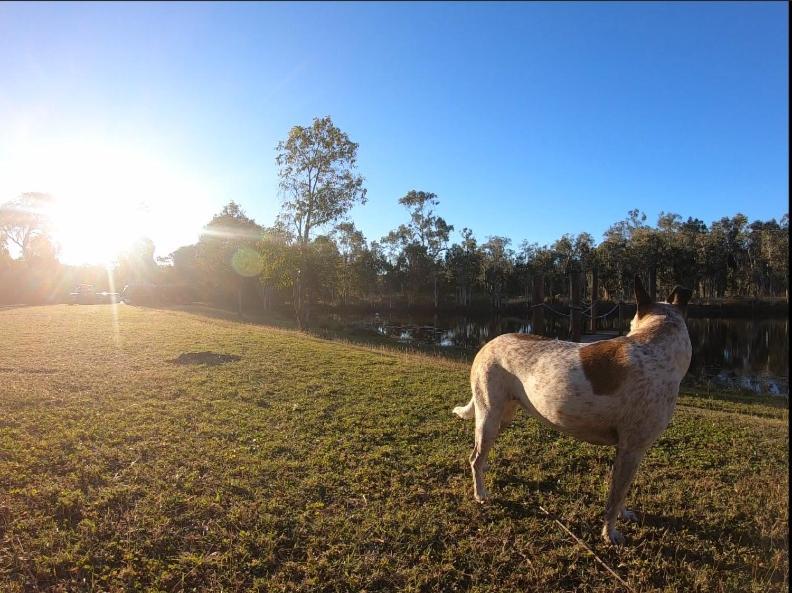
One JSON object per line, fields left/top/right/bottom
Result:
{"left": 294, "top": 273, "right": 303, "bottom": 329}
{"left": 570, "top": 272, "right": 582, "bottom": 342}
{"left": 648, "top": 265, "right": 657, "bottom": 302}
{"left": 532, "top": 272, "right": 545, "bottom": 336}
{"left": 589, "top": 267, "right": 598, "bottom": 334}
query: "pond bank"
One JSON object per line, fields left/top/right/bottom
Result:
{"left": 310, "top": 298, "right": 789, "bottom": 319}
{"left": 162, "top": 303, "right": 789, "bottom": 397}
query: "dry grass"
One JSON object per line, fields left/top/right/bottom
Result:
{"left": 0, "top": 304, "right": 788, "bottom": 592}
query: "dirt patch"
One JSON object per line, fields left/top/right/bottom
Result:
{"left": 169, "top": 352, "right": 241, "bottom": 366}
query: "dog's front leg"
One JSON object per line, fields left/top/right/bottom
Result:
{"left": 601, "top": 446, "right": 646, "bottom": 544}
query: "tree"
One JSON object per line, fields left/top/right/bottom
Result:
{"left": 0, "top": 193, "right": 54, "bottom": 261}
{"left": 118, "top": 237, "right": 158, "bottom": 286}
{"left": 169, "top": 244, "right": 200, "bottom": 285}
{"left": 596, "top": 226, "right": 631, "bottom": 301}
{"left": 661, "top": 214, "right": 705, "bottom": 297}
{"left": 197, "top": 201, "right": 264, "bottom": 315}
{"left": 276, "top": 115, "right": 367, "bottom": 326}
{"left": 708, "top": 214, "right": 749, "bottom": 296}
{"left": 333, "top": 222, "right": 366, "bottom": 305}
{"left": 480, "top": 236, "right": 513, "bottom": 309}
{"left": 386, "top": 190, "right": 453, "bottom": 308}
{"left": 551, "top": 233, "right": 595, "bottom": 298}
{"left": 445, "top": 228, "right": 482, "bottom": 306}
{"left": 22, "top": 234, "right": 61, "bottom": 304}
{"left": 332, "top": 222, "right": 383, "bottom": 306}
{"left": 257, "top": 224, "right": 299, "bottom": 311}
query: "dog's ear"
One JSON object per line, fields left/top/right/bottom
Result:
{"left": 668, "top": 285, "right": 692, "bottom": 309}
{"left": 634, "top": 274, "right": 652, "bottom": 308}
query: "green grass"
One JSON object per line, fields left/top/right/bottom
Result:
{"left": 0, "top": 305, "right": 788, "bottom": 593}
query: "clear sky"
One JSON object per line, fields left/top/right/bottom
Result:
{"left": 0, "top": 1, "right": 788, "bottom": 263}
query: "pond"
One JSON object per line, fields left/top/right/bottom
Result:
{"left": 324, "top": 311, "right": 789, "bottom": 396}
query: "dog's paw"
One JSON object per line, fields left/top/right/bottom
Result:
{"left": 474, "top": 490, "right": 490, "bottom": 504}
{"left": 619, "top": 508, "right": 638, "bottom": 522}
{"left": 601, "top": 525, "right": 624, "bottom": 545}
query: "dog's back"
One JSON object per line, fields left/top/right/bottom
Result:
{"left": 460, "top": 302, "right": 691, "bottom": 447}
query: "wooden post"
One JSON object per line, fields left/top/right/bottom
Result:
{"left": 531, "top": 272, "right": 545, "bottom": 336}
{"left": 570, "top": 271, "right": 582, "bottom": 342}
{"left": 617, "top": 302, "right": 624, "bottom": 336}
{"left": 589, "top": 267, "right": 598, "bottom": 334}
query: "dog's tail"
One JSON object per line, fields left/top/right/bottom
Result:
{"left": 452, "top": 397, "right": 475, "bottom": 420}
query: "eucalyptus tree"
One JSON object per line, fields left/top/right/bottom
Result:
{"left": 778, "top": 214, "right": 789, "bottom": 298}
{"left": 385, "top": 190, "right": 453, "bottom": 308}
{"left": 276, "top": 115, "right": 367, "bottom": 326}
{"left": 360, "top": 241, "right": 388, "bottom": 306}
{"left": 514, "top": 241, "right": 538, "bottom": 299}
{"left": 746, "top": 216, "right": 789, "bottom": 297}
{"left": 674, "top": 216, "right": 707, "bottom": 296}
{"left": 197, "top": 201, "right": 264, "bottom": 314}
{"left": 445, "top": 228, "right": 482, "bottom": 306}
{"left": 550, "top": 232, "right": 595, "bottom": 298}
{"left": 118, "top": 237, "right": 158, "bottom": 286}
{"left": 480, "top": 236, "right": 514, "bottom": 309}
{"left": 310, "top": 235, "right": 342, "bottom": 305}
{"left": 333, "top": 222, "right": 367, "bottom": 305}
{"left": 0, "top": 192, "right": 54, "bottom": 261}
{"left": 655, "top": 212, "right": 696, "bottom": 297}
{"left": 708, "top": 214, "right": 750, "bottom": 296}
{"left": 596, "top": 224, "right": 631, "bottom": 301}
{"left": 257, "top": 223, "right": 299, "bottom": 311}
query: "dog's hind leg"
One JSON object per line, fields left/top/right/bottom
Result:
{"left": 469, "top": 379, "right": 504, "bottom": 503}
{"left": 470, "top": 410, "right": 501, "bottom": 502}
{"left": 601, "top": 446, "right": 647, "bottom": 544}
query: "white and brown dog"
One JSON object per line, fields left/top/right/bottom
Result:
{"left": 454, "top": 275, "right": 692, "bottom": 544}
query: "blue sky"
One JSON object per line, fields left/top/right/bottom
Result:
{"left": 0, "top": 1, "right": 788, "bottom": 261}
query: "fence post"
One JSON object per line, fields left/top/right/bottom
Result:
{"left": 617, "top": 302, "right": 624, "bottom": 336}
{"left": 589, "top": 267, "right": 598, "bottom": 334}
{"left": 570, "top": 271, "right": 582, "bottom": 342}
{"left": 532, "top": 272, "right": 545, "bottom": 336}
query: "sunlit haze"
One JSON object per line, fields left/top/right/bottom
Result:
{"left": 2, "top": 137, "right": 217, "bottom": 264}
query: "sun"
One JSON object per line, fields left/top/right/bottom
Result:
{"left": 3, "top": 137, "right": 218, "bottom": 266}
{"left": 49, "top": 196, "right": 147, "bottom": 266}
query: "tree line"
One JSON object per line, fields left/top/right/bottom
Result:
{"left": 1, "top": 117, "right": 788, "bottom": 324}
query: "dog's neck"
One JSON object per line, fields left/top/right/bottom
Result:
{"left": 627, "top": 315, "right": 682, "bottom": 342}
{"left": 627, "top": 312, "right": 692, "bottom": 378}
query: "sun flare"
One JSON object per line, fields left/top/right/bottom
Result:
{"left": 3, "top": 137, "right": 217, "bottom": 266}
{"left": 49, "top": 197, "right": 148, "bottom": 267}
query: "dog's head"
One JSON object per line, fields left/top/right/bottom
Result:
{"left": 630, "top": 275, "right": 692, "bottom": 334}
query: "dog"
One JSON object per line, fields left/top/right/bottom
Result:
{"left": 453, "top": 275, "right": 692, "bottom": 544}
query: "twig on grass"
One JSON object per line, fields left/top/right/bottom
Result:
{"left": 538, "top": 504, "right": 634, "bottom": 593}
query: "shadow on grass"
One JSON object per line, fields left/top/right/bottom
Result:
{"left": 640, "top": 511, "right": 783, "bottom": 554}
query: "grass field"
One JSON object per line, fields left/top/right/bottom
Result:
{"left": 1, "top": 305, "right": 788, "bottom": 592}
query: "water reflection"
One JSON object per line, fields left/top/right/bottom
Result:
{"left": 341, "top": 312, "right": 789, "bottom": 396}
